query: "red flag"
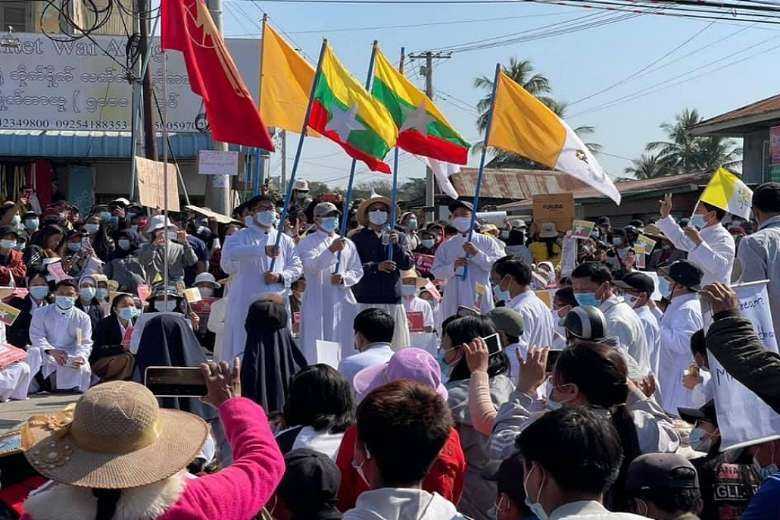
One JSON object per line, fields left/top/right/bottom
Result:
{"left": 161, "top": 0, "right": 274, "bottom": 151}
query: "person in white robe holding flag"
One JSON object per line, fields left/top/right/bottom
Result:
{"left": 297, "top": 202, "right": 363, "bottom": 363}
{"left": 219, "top": 194, "right": 302, "bottom": 363}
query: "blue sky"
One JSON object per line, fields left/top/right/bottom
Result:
{"left": 217, "top": 0, "right": 780, "bottom": 189}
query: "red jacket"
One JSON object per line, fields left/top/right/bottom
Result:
{"left": 0, "top": 249, "right": 25, "bottom": 287}
{"left": 336, "top": 424, "right": 466, "bottom": 511}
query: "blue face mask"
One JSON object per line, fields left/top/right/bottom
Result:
{"left": 55, "top": 295, "right": 75, "bottom": 311}
{"left": 690, "top": 214, "right": 707, "bottom": 230}
{"left": 574, "top": 292, "right": 600, "bottom": 307}
{"left": 493, "top": 283, "right": 511, "bottom": 303}
{"left": 79, "top": 287, "right": 96, "bottom": 302}
{"left": 658, "top": 277, "right": 674, "bottom": 299}
{"left": 255, "top": 210, "right": 276, "bottom": 228}
{"left": 320, "top": 217, "right": 339, "bottom": 234}
{"left": 96, "top": 288, "right": 108, "bottom": 301}
{"left": 24, "top": 219, "right": 39, "bottom": 232}
{"left": 117, "top": 307, "right": 136, "bottom": 321}
{"left": 523, "top": 464, "right": 549, "bottom": 520}
{"left": 67, "top": 242, "right": 82, "bottom": 253}
{"left": 436, "top": 348, "right": 454, "bottom": 382}
{"left": 30, "top": 286, "right": 49, "bottom": 300}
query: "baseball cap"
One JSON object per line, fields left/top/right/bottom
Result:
{"left": 659, "top": 260, "right": 703, "bottom": 291}
{"left": 447, "top": 198, "right": 474, "bottom": 213}
{"left": 313, "top": 202, "right": 340, "bottom": 218}
{"left": 614, "top": 272, "right": 655, "bottom": 295}
{"left": 678, "top": 400, "right": 717, "bottom": 427}
{"left": 487, "top": 307, "right": 524, "bottom": 338}
{"left": 353, "top": 347, "right": 448, "bottom": 403}
{"left": 276, "top": 448, "right": 341, "bottom": 517}
{"left": 625, "top": 453, "right": 699, "bottom": 493}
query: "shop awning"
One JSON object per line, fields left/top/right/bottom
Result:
{"left": 0, "top": 130, "right": 229, "bottom": 159}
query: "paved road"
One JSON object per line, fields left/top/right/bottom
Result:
{"left": 0, "top": 394, "right": 79, "bottom": 435}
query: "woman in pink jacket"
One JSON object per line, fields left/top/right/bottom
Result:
{"left": 20, "top": 360, "right": 284, "bottom": 520}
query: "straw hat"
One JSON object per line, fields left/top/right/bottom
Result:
{"left": 22, "top": 381, "right": 207, "bottom": 489}
{"left": 356, "top": 194, "right": 394, "bottom": 226}
{"left": 400, "top": 269, "right": 428, "bottom": 288}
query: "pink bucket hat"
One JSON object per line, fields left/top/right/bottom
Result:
{"left": 353, "top": 348, "right": 448, "bottom": 403}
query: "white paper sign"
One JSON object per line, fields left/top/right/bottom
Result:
{"left": 315, "top": 340, "right": 341, "bottom": 370}
{"left": 198, "top": 150, "right": 240, "bottom": 176}
{"left": 641, "top": 271, "right": 663, "bottom": 301}
{"left": 703, "top": 282, "right": 780, "bottom": 451}
{"left": 560, "top": 236, "right": 577, "bottom": 278}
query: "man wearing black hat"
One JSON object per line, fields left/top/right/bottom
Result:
{"left": 624, "top": 453, "right": 702, "bottom": 518}
{"left": 431, "top": 199, "right": 504, "bottom": 318}
{"left": 615, "top": 272, "right": 661, "bottom": 377}
{"left": 0, "top": 225, "right": 25, "bottom": 286}
{"left": 657, "top": 260, "right": 704, "bottom": 416}
{"left": 274, "top": 448, "right": 342, "bottom": 519}
{"left": 736, "top": 181, "right": 780, "bottom": 340}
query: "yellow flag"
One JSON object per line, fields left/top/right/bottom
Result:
{"left": 487, "top": 71, "right": 620, "bottom": 204}
{"left": 259, "top": 23, "right": 316, "bottom": 134}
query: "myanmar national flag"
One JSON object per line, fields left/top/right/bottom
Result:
{"left": 372, "top": 49, "right": 469, "bottom": 165}
{"left": 308, "top": 45, "right": 397, "bottom": 173}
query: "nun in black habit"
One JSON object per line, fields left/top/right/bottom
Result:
{"left": 241, "top": 296, "right": 307, "bottom": 413}
{"left": 134, "top": 312, "right": 216, "bottom": 421}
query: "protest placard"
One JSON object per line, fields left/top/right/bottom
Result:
{"left": 413, "top": 253, "right": 435, "bottom": 276}
{"left": 532, "top": 193, "right": 574, "bottom": 232}
{"left": 182, "top": 288, "right": 202, "bottom": 304}
{"left": 407, "top": 311, "right": 425, "bottom": 333}
{"left": 46, "top": 261, "right": 69, "bottom": 283}
{"left": 703, "top": 281, "right": 780, "bottom": 450}
{"left": 198, "top": 150, "right": 240, "bottom": 176}
{"left": 135, "top": 156, "right": 180, "bottom": 212}
{"left": 0, "top": 303, "right": 20, "bottom": 327}
{"left": 560, "top": 236, "right": 577, "bottom": 277}
{"left": 634, "top": 235, "right": 657, "bottom": 256}
{"left": 571, "top": 220, "right": 595, "bottom": 240}
{"left": 315, "top": 340, "right": 341, "bottom": 370}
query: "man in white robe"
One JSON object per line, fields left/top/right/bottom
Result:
{"left": 219, "top": 195, "right": 302, "bottom": 363}
{"left": 432, "top": 200, "right": 504, "bottom": 320}
{"left": 29, "top": 279, "right": 93, "bottom": 392}
{"left": 297, "top": 202, "right": 363, "bottom": 363}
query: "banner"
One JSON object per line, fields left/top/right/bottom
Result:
{"left": 703, "top": 281, "right": 780, "bottom": 451}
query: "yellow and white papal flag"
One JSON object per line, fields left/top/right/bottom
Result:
{"left": 699, "top": 167, "right": 753, "bottom": 220}
{"left": 486, "top": 71, "right": 621, "bottom": 205}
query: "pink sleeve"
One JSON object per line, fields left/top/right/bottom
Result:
{"left": 163, "top": 398, "right": 285, "bottom": 519}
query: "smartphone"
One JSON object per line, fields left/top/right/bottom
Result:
{"left": 482, "top": 333, "right": 502, "bottom": 356}
{"left": 145, "top": 366, "right": 208, "bottom": 397}
{"left": 546, "top": 350, "right": 562, "bottom": 372}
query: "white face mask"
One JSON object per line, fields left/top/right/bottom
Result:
{"left": 421, "top": 238, "right": 435, "bottom": 249}
{"left": 198, "top": 287, "right": 214, "bottom": 298}
{"left": 255, "top": 210, "right": 276, "bottom": 228}
{"left": 156, "top": 300, "right": 178, "bottom": 313}
{"left": 368, "top": 210, "right": 388, "bottom": 226}
{"left": 401, "top": 284, "right": 417, "bottom": 297}
{"left": 166, "top": 230, "right": 178, "bottom": 241}
{"left": 452, "top": 217, "right": 472, "bottom": 234}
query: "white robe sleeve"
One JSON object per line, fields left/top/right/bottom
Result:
{"left": 280, "top": 235, "right": 303, "bottom": 287}
{"left": 661, "top": 307, "right": 701, "bottom": 356}
{"left": 469, "top": 236, "right": 503, "bottom": 272}
{"left": 75, "top": 313, "right": 93, "bottom": 361}
{"left": 431, "top": 243, "right": 456, "bottom": 280}
{"left": 656, "top": 215, "right": 695, "bottom": 253}
{"left": 299, "top": 239, "right": 336, "bottom": 273}
{"left": 342, "top": 242, "right": 364, "bottom": 287}
{"left": 29, "top": 309, "right": 54, "bottom": 351}
{"left": 687, "top": 231, "right": 735, "bottom": 283}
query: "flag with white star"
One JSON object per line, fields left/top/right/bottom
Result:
{"left": 307, "top": 45, "right": 397, "bottom": 173}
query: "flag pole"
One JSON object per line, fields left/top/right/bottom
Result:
{"left": 161, "top": 44, "right": 170, "bottom": 304}
{"left": 387, "top": 46, "right": 405, "bottom": 261}
{"left": 269, "top": 39, "right": 328, "bottom": 272}
{"left": 336, "top": 40, "right": 379, "bottom": 271}
{"left": 463, "top": 63, "right": 501, "bottom": 280}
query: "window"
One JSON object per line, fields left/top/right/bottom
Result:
{"left": 0, "top": 2, "right": 31, "bottom": 33}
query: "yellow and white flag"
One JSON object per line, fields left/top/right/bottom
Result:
{"left": 486, "top": 71, "right": 621, "bottom": 204}
{"left": 699, "top": 167, "right": 752, "bottom": 220}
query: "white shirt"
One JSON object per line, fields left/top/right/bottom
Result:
{"left": 507, "top": 290, "right": 555, "bottom": 349}
{"left": 29, "top": 304, "right": 93, "bottom": 391}
{"left": 656, "top": 215, "right": 735, "bottom": 285}
{"left": 338, "top": 342, "right": 394, "bottom": 390}
{"left": 599, "top": 296, "right": 651, "bottom": 378}
{"left": 219, "top": 224, "right": 302, "bottom": 363}
{"left": 431, "top": 232, "right": 504, "bottom": 319}
{"left": 635, "top": 305, "right": 661, "bottom": 377}
{"left": 297, "top": 230, "right": 363, "bottom": 363}
{"left": 659, "top": 293, "right": 703, "bottom": 415}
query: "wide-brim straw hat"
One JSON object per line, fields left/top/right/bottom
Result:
{"left": 400, "top": 269, "right": 428, "bottom": 288}
{"left": 356, "top": 195, "right": 394, "bottom": 226}
{"left": 21, "top": 381, "right": 207, "bottom": 489}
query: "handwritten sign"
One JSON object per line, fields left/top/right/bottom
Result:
{"left": 46, "top": 261, "right": 69, "bottom": 283}
{"left": 571, "top": 220, "right": 595, "bottom": 240}
{"left": 198, "top": 150, "right": 240, "bottom": 175}
{"left": 413, "top": 253, "right": 435, "bottom": 276}
{"left": 135, "top": 156, "right": 180, "bottom": 212}
{"left": 407, "top": 311, "right": 425, "bottom": 333}
{"left": 532, "top": 193, "right": 575, "bottom": 232}
{"left": 0, "top": 303, "right": 20, "bottom": 327}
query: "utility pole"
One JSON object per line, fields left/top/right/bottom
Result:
{"left": 408, "top": 50, "right": 451, "bottom": 222}
{"left": 139, "top": 0, "right": 156, "bottom": 160}
{"left": 205, "top": 0, "right": 231, "bottom": 215}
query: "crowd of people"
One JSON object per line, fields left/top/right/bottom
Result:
{"left": 0, "top": 178, "right": 779, "bottom": 519}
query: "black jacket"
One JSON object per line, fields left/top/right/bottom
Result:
{"left": 90, "top": 314, "right": 128, "bottom": 363}
{"left": 76, "top": 300, "right": 103, "bottom": 341}
{"left": 6, "top": 296, "right": 39, "bottom": 349}
{"left": 706, "top": 310, "right": 780, "bottom": 414}
{"left": 351, "top": 227, "right": 412, "bottom": 305}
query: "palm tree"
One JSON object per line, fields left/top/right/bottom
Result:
{"left": 474, "top": 59, "right": 600, "bottom": 168}
{"left": 624, "top": 153, "right": 666, "bottom": 180}
{"left": 646, "top": 108, "right": 741, "bottom": 174}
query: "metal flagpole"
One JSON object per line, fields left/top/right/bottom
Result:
{"left": 269, "top": 39, "right": 328, "bottom": 272}
{"left": 387, "top": 46, "right": 405, "bottom": 261}
{"left": 463, "top": 63, "right": 501, "bottom": 280}
{"left": 335, "top": 40, "right": 379, "bottom": 272}
{"left": 162, "top": 45, "right": 170, "bottom": 304}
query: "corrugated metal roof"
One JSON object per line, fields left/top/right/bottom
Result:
{"left": 698, "top": 93, "right": 780, "bottom": 127}
{"left": 0, "top": 131, "right": 221, "bottom": 159}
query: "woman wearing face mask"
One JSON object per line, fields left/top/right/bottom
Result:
{"left": 190, "top": 272, "right": 222, "bottom": 351}
{"left": 0, "top": 202, "right": 19, "bottom": 228}
{"left": 678, "top": 401, "right": 761, "bottom": 520}
{"left": 6, "top": 269, "right": 51, "bottom": 350}
{"left": 136, "top": 219, "right": 198, "bottom": 285}
{"left": 440, "top": 315, "right": 514, "bottom": 520}
{"left": 0, "top": 225, "right": 26, "bottom": 286}
{"left": 490, "top": 342, "right": 679, "bottom": 509}
{"left": 22, "top": 211, "right": 39, "bottom": 235}
{"left": 528, "top": 222, "right": 561, "bottom": 264}
{"left": 90, "top": 293, "right": 138, "bottom": 382}
{"left": 23, "top": 224, "right": 64, "bottom": 269}
{"left": 399, "top": 211, "right": 420, "bottom": 251}
{"left": 75, "top": 275, "right": 104, "bottom": 341}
